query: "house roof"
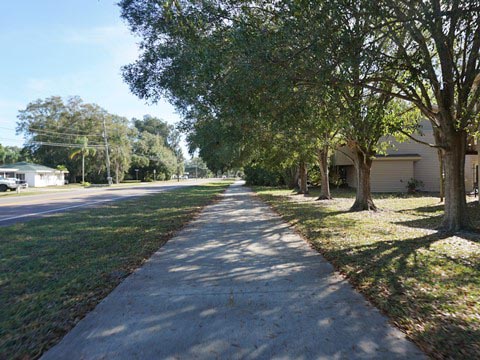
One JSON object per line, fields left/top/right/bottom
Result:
{"left": 375, "top": 153, "right": 421, "bottom": 158}
{"left": 374, "top": 153, "right": 422, "bottom": 161}
{"left": 0, "top": 162, "right": 68, "bottom": 173}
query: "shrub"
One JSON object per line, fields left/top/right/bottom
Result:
{"left": 404, "top": 178, "right": 424, "bottom": 193}
{"left": 244, "top": 164, "right": 285, "bottom": 186}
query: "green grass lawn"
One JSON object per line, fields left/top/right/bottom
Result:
{"left": 0, "top": 182, "right": 231, "bottom": 359}
{"left": 255, "top": 186, "right": 480, "bottom": 359}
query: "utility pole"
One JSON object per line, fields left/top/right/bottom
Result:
{"left": 102, "top": 116, "right": 112, "bottom": 185}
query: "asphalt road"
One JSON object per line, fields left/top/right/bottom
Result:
{"left": 0, "top": 179, "right": 214, "bottom": 226}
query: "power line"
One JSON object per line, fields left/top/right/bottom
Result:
{"left": 0, "top": 125, "right": 104, "bottom": 139}
{"left": 0, "top": 125, "right": 125, "bottom": 138}
{"left": 0, "top": 127, "right": 103, "bottom": 143}
{"left": 0, "top": 137, "right": 24, "bottom": 143}
{"left": 28, "top": 127, "right": 104, "bottom": 138}
{"left": 29, "top": 135, "right": 106, "bottom": 146}
{"left": 31, "top": 141, "right": 106, "bottom": 149}
{"left": 0, "top": 126, "right": 17, "bottom": 131}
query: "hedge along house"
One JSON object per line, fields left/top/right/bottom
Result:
{"left": 0, "top": 162, "right": 68, "bottom": 187}
{"left": 333, "top": 121, "right": 478, "bottom": 193}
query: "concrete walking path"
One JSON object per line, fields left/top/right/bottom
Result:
{"left": 43, "top": 182, "right": 424, "bottom": 359}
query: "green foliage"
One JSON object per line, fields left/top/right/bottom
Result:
{"left": 133, "top": 115, "right": 171, "bottom": 143}
{"left": 184, "top": 156, "right": 211, "bottom": 178}
{"left": 130, "top": 128, "right": 178, "bottom": 180}
{"left": 55, "top": 165, "right": 68, "bottom": 172}
{"left": 16, "top": 96, "right": 133, "bottom": 184}
{"left": 328, "top": 171, "right": 345, "bottom": 188}
{"left": 118, "top": 0, "right": 480, "bottom": 229}
{"left": 119, "top": 0, "right": 341, "bottom": 178}
{"left": 15, "top": 97, "right": 187, "bottom": 185}
{"left": 0, "top": 144, "right": 27, "bottom": 165}
{"left": 404, "top": 178, "right": 424, "bottom": 193}
{"left": 244, "top": 164, "right": 285, "bottom": 187}
{"left": 108, "top": 115, "right": 135, "bottom": 183}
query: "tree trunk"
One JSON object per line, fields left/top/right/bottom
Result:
{"left": 298, "top": 161, "right": 308, "bottom": 194}
{"left": 477, "top": 140, "right": 480, "bottom": 205}
{"left": 317, "top": 147, "right": 332, "bottom": 200}
{"left": 293, "top": 166, "right": 300, "bottom": 190}
{"left": 115, "top": 163, "right": 120, "bottom": 184}
{"left": 286, "top": 166, "right": 298, "bottom": 189}
{"left": 350, "top": 148, "right": 376, "bottom": 211}
{"left": 441, "top": 132, "right": 471, "bottom": 231}
{"left": 81, "top": 153, "right": 85, "bottom": 184}
{"left": 437, "top": 149, "right": 444, "bottom": 202}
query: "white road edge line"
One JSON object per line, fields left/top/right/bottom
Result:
{"left": 0, "top": 182, "right": 204, "bottom": 224}
{"left": 0, "top": 194, "right": 141, "bottom": 223}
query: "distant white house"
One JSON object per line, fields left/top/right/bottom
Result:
{"left": 0, "top": 162, "right": 68, "bottom": 187}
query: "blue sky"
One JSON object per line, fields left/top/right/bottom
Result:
{"left": 0, "top": 1, "right": 185, "bottom": 152}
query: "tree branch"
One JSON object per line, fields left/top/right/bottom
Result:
{"left": 399, "top": 129, "right": 444, "bottom": 149}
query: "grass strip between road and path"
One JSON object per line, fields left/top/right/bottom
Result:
{"left": 0, "top": 180, "right": 199, "bottom": 198}
{"left": 0, "top": 182, "right": 232, "bottom": 359}
{"left": 254, "top": 187, "right": 480, "bottom": 360}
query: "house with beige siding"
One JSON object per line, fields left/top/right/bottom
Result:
{"left": 334, "top": 121, "right": 478, "bottom": 193}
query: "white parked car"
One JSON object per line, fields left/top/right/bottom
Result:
{"left": 0, "top": 176, "right": 19, "bottom": 192}
{"left": 8, "top": 178, "right": 28, "bottom": 189}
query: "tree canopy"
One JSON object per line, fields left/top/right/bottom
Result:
{"left": 13, "top": 96, "right": 189, "bottom": 183}
{"left": 120, "top": 0, "right": 480, "bottom": 232}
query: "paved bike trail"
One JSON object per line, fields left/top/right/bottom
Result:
{"left": 42, "top": 182, "right": 424, "bottom": 359}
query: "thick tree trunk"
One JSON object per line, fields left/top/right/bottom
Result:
{"left": 350, "top": 148, "right": 377, "bottom": 211}
{"left": 437, "top": 149, "right": 444, "bottom": 202}
{"left": 298, "top": 161, "right": 308, "bottom": 194}
{"left": 441, "top": 132, "right": 471, "bottom": 231}
{"left": 317, "top": 147, "right": 332, "bottom": 200}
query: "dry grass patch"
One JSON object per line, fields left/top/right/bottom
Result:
{"left": 0, "top": 182, "right": 231, "bottom": 359}
{"left": 255, "top": 187, "right": 480, "bottom": 359}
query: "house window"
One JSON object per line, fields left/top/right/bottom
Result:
{"left": 17, "top": 173, "right": 25, "bottom": 181}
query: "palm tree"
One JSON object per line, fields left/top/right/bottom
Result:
{"left": 69, "top": 137, "right": 96, "bottom": 183}
{"left": 0, "top": 145, "right": 6, "bottom": 165}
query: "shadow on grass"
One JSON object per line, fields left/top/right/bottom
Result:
{"left": 0, "top": 183, "right": 229, "bottom": 360}
{"left": 308, "top": 187, "right": 441, "bottom": 201}
{"left": 397, "top": 201, "right": 480, "bottom": 234}
{"left": 260, "top": 194, "right": 350, "bottom": 225}
{"left": 322, "top": 230, "right": 480, "bottom": 358}
{"left": 257, "top": 188, "right": 480, "bottom": 359}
